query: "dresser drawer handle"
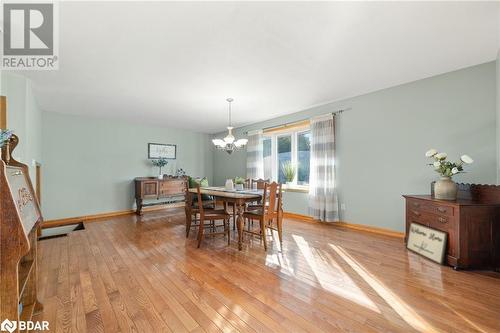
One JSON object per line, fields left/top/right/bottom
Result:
{"left": 437, "top": 207, "right": 447, "bottom": 213}
{"left": 437, "top": 217, "right": 447, "bottom": 223}
{"left": 412, "top": 202, "right": 420, "bottom": 208}
{"left": 412, "top": 210, "right": 421, "bottom": 217}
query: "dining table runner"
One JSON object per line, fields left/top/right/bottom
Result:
{"left": 202, "top": 186, "right": 263, "bottom": 195}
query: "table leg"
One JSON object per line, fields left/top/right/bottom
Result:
{"left": 236, "top": 201, "right": 245, "bottom": 250}
{"left": 135, "top": 198, "right": 143, "bottom": 215}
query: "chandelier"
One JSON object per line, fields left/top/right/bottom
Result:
{"left": 212, "top": 98, "right": 248, "bottom": 154}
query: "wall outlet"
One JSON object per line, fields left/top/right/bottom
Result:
{"left": 340, "top": 203, "right": 346, "bottom": 210}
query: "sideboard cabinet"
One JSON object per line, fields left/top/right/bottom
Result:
{"left": 134, "top": 177, "right": 186, "bottom": 215}
{"left": 403, "top": 184, "right": 500, "bottom": 270}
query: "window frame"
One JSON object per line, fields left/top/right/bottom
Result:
{"left": 262, "top": 126, "right": 310, "bottom": 190}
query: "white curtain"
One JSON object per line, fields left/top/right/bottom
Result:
{"left": 246, "top": 131, "right": 264, "bottom": 179}
{"left": 308, "top": 114, "right": 339, "bottom": 222}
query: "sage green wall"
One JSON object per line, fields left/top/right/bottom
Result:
{"left": 42, "top": 112, "right": 214, "bottom": 220}
{"left": 1, "top": 73, "right": 42, "bottom": 181}
{"left": 497, "top": 50, "right": 500, "bottom": 183}
{"left": 214, "top": 62, "right": 497, "bottom": 231}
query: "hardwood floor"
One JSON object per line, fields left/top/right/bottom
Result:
{"left": 34, "top": 209, "right": 500, "bottom": 332}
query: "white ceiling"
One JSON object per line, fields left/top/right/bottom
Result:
{"left": 17, "top": 1, "right": 500, "bottom": 133}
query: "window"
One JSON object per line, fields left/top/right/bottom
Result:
{"left": 277, "top": 135, "right": 291, "bottom": 184}
{"left": 297, "top": 131, "right": 311, "bottom": 185}
{"left": 263, "top": 137, "right": 272, "bottom": 181}
{"left": 262, "top": 127, "right": 310, "bottom": 188}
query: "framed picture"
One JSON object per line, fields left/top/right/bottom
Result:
{"left": 406, "top": 223, "right": 447, "bottom": 264}
{"left": 148, "top": 143, "right": 176, "bottom": 159}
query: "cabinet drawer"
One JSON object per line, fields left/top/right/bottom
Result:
{"left": 407, "top": 199, "right": 454, "bottom": 217}
{"left": 159, "top": 180, "right": 184, "bottom": 190}
{"left": 407, "top": 209, "right": 456, "bottom": 231}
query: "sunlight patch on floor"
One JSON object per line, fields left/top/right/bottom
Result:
{"left": 265, "top": 252, "right": 295, "bottom": 277}
{"left": 330, "top": 244, "right": 438, "bottom": 333}
{"left": 292, "top": 235, "right": 380, "bottom": 312}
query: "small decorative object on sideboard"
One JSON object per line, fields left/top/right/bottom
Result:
{"left": 425, "top": 148, "right": 473, "bottom": 200}
{"left": 234, "top": 177, "right": 245, "bottom": 191}
{"left": 175, "top": 168, "right": 186, "bottom": 177}
{"left": 151, "top": 158, "right": 168, "bottom": 179}
{"left": 281, "top": 160, "right": 296, "bottom": 186}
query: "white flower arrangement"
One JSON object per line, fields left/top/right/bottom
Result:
{"left": 425, "top": 149, "right": 473, "bottom": 178}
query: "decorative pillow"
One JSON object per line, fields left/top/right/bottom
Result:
{"left": 188, "top": 176, "right": 209, "bottom": 188}
{"left": 188, "top": 176, "right": 211, "bottom": 201}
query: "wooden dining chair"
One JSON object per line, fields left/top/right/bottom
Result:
{"left": 195, "top": 185, "right": 231, "bottom": 248}
{"left": 247, "top": 178, "right": 271, "bottom": 211}
{"left": 242, "top": 182, "right": 283, "bottom": 250}
{"left": 251, "top": 178, "right": 270, "bottom": 189}
{"left": 184, "top": 180, "right": 215, "bottom": 238}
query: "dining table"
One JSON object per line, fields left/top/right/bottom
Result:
{"left": 188, "top": 186, "right": 263, "bottom": 250}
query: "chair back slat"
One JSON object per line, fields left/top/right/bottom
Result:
{"left": 263, "top": 182, "right": 281, "bottom": 220}
{"left": 196, "top": 185, "right": 205, "bottom": 217}
{"left": 184, "top": 179, "right": 193, "bottom": 207}
{"left": 252, "top": 178, "right": 270, "bottom": 190}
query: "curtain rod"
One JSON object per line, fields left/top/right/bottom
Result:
{"left": 244, "top": 107, "right": 351, "bottom": 135}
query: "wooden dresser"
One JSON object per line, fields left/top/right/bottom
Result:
{"left": 134, "top": 176, "right": 186, "bottom": 215}
{"left": 404, "top": 184, "right": 500, "bottom": 270}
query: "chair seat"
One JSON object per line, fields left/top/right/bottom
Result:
{"left": 243, "top": 209, "right": 263, "bottom": 218}
{"left": 203, "top": 209, "right": 230, "bottom": 219}
{"left": 191, "top": 200, "right": 215, "bottom": 209}
{"left": 246, "top": 204, "right": 262, "bottom": 210}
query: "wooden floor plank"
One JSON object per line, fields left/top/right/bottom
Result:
{"left": 35, "top": 209, "right": 500, "bottom": 333}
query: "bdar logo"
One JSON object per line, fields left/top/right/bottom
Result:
{"left": 0, "top": 319, "right": 17, "bottom": 333}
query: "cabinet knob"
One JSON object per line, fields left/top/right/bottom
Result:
{"left": 412, "top": 202, "right": 420, "bottom": 208}
{"left": 437, "top": 207, "right": 447, "bottom": 213}
{"left": 412, "top": 210, "right": 421, "bottom": 216}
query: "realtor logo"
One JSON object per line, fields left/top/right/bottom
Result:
{"left": 1, "top": 1, "right": 59, "bottom": 70}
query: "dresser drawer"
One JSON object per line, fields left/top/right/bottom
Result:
{"left": 406, "top": 198, "right": 454, "bottom": 217}
{"left": 159, "top": 180, "right": 185, "bottom": 196}
{"left": 407, "top": 209, "right": 456, "bottom": 231}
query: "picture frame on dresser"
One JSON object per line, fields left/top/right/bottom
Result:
{"left": 406, "top": 222, "right": 448, "bottom": 264}
{"left": 148, "top": 143, "right": 176, "bottom": 159}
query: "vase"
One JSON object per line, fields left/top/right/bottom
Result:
{"left": 158, "top": 174, "right": 163, "bottom": 179}
{"left": 225, "top": 179, "right": 234, "bottom": 190}
{"left": 235, "top": 184, "right": 244, "bottom": 191}
{"left": 434, "top": 176, "right": 458, "bottom": 200}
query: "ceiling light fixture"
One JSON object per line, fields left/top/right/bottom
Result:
{"left": 212, "top": 98, "right": 248, "bottom": 154}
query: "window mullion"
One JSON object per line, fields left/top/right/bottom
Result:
{"left": 272, "top": 134, "right": 278, "bottom": 181}
{"left": 292, "top": 132, "right": 298, "bottom": 185}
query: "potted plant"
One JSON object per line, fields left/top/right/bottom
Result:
{"left": 234, "top": 177, "right": 245, "bottom": 191}
{"left": 425, "top": 149, "right": 473, "bottom": 200}
{"left": 0, "top": 129, "right": 13, "bottom": 148}
{"left": 281, "top": 161, "right": 296, "bottom": 186}
{"left": 151, "top": 158, "right": 168, "bottom": 179}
